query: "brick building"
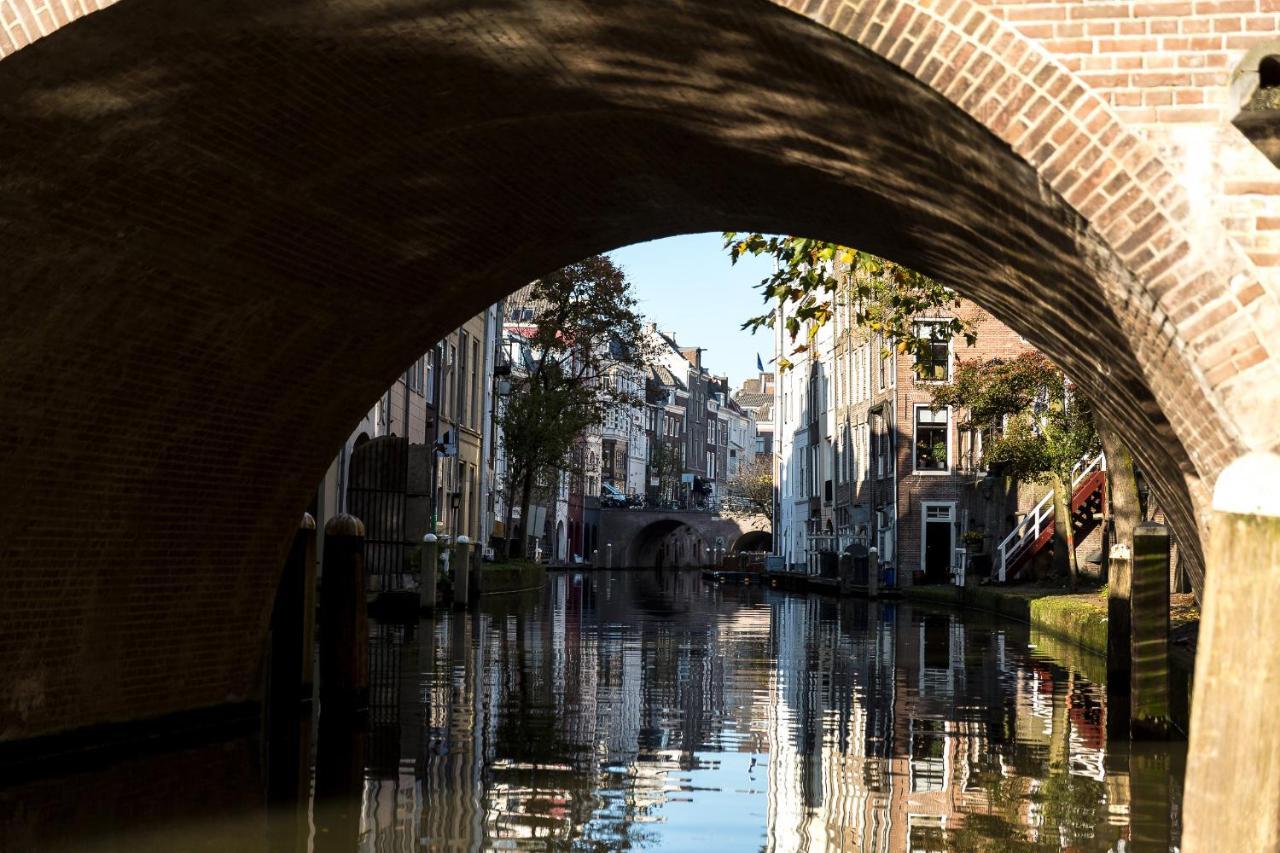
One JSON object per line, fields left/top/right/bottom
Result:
{"left": 775, "top": 285, "right": 1062, "bottom": 583}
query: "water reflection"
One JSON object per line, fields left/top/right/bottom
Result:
{"left": 5, "top": 569, "right": 1185, "bottom": 851}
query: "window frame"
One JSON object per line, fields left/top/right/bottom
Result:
{"left": 912, "top": 404, "right": 951, "bottom": 474}
{"left": 912, "top": 319, "right": 953, "bottom": 384}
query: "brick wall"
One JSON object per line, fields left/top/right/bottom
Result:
{"left": 973, "top": 0, "right": 1280, "bottom": 298}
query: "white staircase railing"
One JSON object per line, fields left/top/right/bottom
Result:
{"left": 995, "top": 452, "right": 1106, "bottom": 582}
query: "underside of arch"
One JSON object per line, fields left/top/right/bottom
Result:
{"left": 0, "top": 0, "right": 1264, "bottom": 742}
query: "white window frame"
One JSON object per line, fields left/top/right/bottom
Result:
{"left": 912, "top": 404, "right": 952, "bottom": 475}
{"left": 913, "top": 319, "right": 954, "bottom": 385}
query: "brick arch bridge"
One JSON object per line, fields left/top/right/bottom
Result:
{"left": 598, "top": 508, "right": 772, "bottom": 568}
{"left": 1, "top": 0, "right": 1278, "bottom": 775}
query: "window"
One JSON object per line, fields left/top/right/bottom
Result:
{"left": 914, "top": 321, "right": 951, "bottom": 382}
{"left": 426, "top": 347, "right": 438, "bottom": 405}
{"left": 445, "top": 343, "right": 457, "bottom": 418}
{"left": 470, "top": 339, "right": 480, "bottom": 428}
{"left": 457, "top": 332, "right": 469, "bottom": 426}
{"left": 910, "top": 719, "right": 947, "bottom": 793}
{"left": 914, "top": 406, "right": 949, "bottom": 472}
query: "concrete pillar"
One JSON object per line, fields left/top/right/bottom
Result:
{"left": 1131, "top": 521, "right": 1170, "bottom": 738}
{"left": 453, "top": 535, "right": 471, "bottom": 608}
{"left": 319, "top": 514, "right": 368, "bottom": 711}
{"left": 868, "top": 547, "right": 879, "bottom": 599}
{"left": 1184, "top": 453, "right": 1280, "bottom": 851}
{"left": 419, "top": 533, "right": 439, "bottom": 611}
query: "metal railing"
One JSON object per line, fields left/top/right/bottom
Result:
{"left": 995, "top": 452, "right": 1106, "bottom": 582}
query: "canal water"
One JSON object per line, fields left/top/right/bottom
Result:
{"left": 5, "top": 569, "right": 1185, "bottom": 852}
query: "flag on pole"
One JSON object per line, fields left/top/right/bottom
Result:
{"left": 756, "top": 353, "right": 764, "bottom": 372}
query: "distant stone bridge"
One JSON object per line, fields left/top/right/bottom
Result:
{"left": 598, "top": 508, "right": 772, "bottom": 568}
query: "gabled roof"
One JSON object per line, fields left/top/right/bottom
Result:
{"left": 648, "top": 363, "right": 686, "bottom": 391}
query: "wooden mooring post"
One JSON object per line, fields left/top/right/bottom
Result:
{"left": 319, "top": 514, "right": 369, "bottom": 711}
{"left": 1130, "top": 521, "right": 1169, "bottom": 739}
{"left": 419, "top": 533, "right": 439, "bottom": 611}
{"left": 1106, "top": 542, "right": 1133, "bottom": 738}
{"left": 1183, "top": 452, "right": 1280, "bottom": 851}
{"left": 269, "top": 512, "right": 317, "bottom": 709}
{"left": 453, "top": 535, "right": 471, "bottom": 608}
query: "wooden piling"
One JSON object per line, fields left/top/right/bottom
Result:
{"left": 419, "top": 533, "right": 438, "bottom": 611}
{"left": 1099, "top": 422, "right": 1138, "bottom": 681}
{"left": 1101, "top": 430, "right": 1137, "bottom": 728}
{"left": 270, "top": 513, "right": 317, "bottom": 709}
{"left": 1130, "top": 521, "right": 1170, "bottom": 738}
{"left": 868, "top": 547, "right": 879, "bottom": 599}
{"left": 1129, "top": 744, "right": 1172, "bottom": 851}
{"left": 319, "top": 514, "right": 368, "bottom": 711}
{"left": 1184, "top": 452, "right": 1280, "bottom": 851}
{"left": 1107, "top": 542, "right": 1133, "bottom": 738}
{"left": 300, "top": 513, "right": 318, "bottom": 699}
{"left": 453, "top": 535, "right": 471, "bottom": 608}
{"left": 470, "top": 542, "right": 483, "bottom": 603}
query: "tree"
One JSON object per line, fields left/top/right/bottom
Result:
{"left": 724, "top": 233, "right": 977, "bottom": 371}
{"left": 930, "top": 352, "right": 1100, "bottom": 589}
{"left": 651, "top": 440, "right": 684, "bottom": 506}
{"left": 499, "top": 256, "right": 654, "bottom": 556}
{"left": 726, "top": 454, "right": 774, "bottom": 520}
{"left": 726, "top": 233, "right": 1122, "bottom": 591}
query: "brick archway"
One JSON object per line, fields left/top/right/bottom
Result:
{"left": 1, "top": 0, "right": 1277, "bottom": 745}
{"left": 598, "top": 509, "right": 771, "bottom": 567}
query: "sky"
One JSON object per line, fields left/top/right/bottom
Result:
{"left": 608, "top": 232, "right": 775, "bottom": 389}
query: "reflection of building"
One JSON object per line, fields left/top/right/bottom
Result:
{"left": 761, "top": 600, "right": 1117, "bottom": 851}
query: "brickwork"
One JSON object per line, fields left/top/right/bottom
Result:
{"left": 0, "top": 0, "right": 1277, "bottom": 744}
{"left": 970, "top": 1, "right": 1280, "bottom": 297}
{"left": 893, "top": 307, "right": 1040, "bottom": 578}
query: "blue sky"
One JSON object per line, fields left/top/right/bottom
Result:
{"left": 609, "top": 232, "right": 775, "bottom": 389}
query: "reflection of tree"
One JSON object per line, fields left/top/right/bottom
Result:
{"left": 1036, "top": 768, "right": 1109, "bottom": 848}
{"left": 944, "top": 665, "right": 1116, "bottom": 852}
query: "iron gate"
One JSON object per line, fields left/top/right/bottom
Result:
{"left": 347, "top": 435, "right": 409, "bottom": 593}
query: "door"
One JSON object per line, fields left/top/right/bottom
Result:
{"left": 921, "top": 503, "right": 954, "bottom": 585}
